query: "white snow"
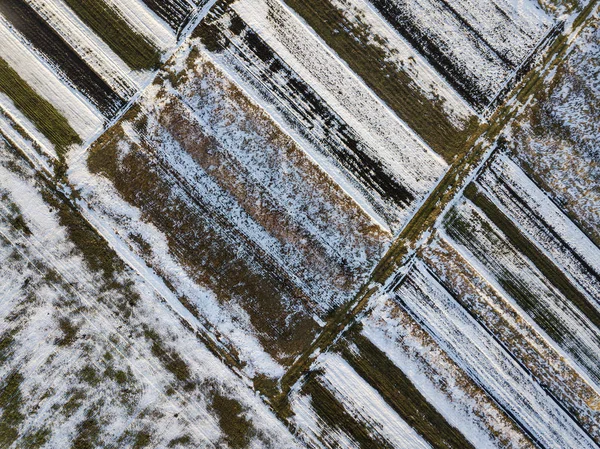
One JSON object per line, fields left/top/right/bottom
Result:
{"left": 232, "top": 0, "right": 447, "bottom": 205}
{"left": 330, "top": 0, "right": 474, "bottom": 122}
{"left": 477, "top": 153, "right": 600, "bottom": 304}
{"left": 0, "top": 94, "right": 56, "bottom": 165}
{"left": 444, "top": 198, "right": 600, "bottom": 389}
{"left": 105, "top": 0, "right": 176, "bottom": 50}
{"left": 0, "top": 140, "right": 303, "bottom": 448}
{"left": 366, "top": 0, "right": 553, "bottom": 105}
{"left": 26, "top": 0, "right": 143, "bottom": 96}
{"left": 362, "top": 293, "right": 518, "bottom": 449}
{"left": 68, "top": 146, "right": 287, "bottom": 378}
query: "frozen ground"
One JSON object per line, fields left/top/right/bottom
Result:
{"left": 509, "top": 8, "right": 600, "bottom": 244}
{"left": 0, "top": 0, "right": 598, "bottom": 447}
{"left": 0, "top": 137, "right": 302, "bottom": 448}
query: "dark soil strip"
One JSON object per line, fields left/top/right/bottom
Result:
{"left": 0, "top": 0, "right": 124, "bottom": 117}
{"left": 61, "top": 0, "right": 161, "bottom": 71}
{"left": 366, "top": 0, "right": 493, "bottom": 110}
{"left": 343, "top": 332, "right": 475, "bottom": 449}
{"left": 303, "top": 375, "right": 393, "bottom": 448}
{"left": 278, "top": 0, "right": 478, "bottom": 159}
{"left": 0, "top": 57, "right": 80, "bottom": 150}
{"left": 200, "top": 15, "right": 415, "bottom": 214}
{"left": 139, "top": 0, "right": 193, "bottom": 33}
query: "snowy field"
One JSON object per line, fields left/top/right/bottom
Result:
{"left": 365, "top": 0, "right": 555, "bottom": 110}
{"left": 0, "top": 0, "right": 210, "bottom": 152}
{"left": 0, "top": 138, "right": 302, "bottom": 448}
{"left": 200, "top": 0, "right": 451, "bottom": 233}
{"left": 75, "top": 37, "right": 391, "bottom": 371}
{"left": 393, "top": 261, "right": 596, "bottom": 449}
{"left": 509, "top": 8, "right": 600, "bottom": 244}
{"left": 0, "top": 0, "right": 597, "bottom": 447}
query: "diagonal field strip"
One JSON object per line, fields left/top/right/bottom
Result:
{"left": 275, "top": 0, "right": 600, "bottom": 412}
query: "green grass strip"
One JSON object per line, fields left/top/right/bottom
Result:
{"left": 464, "top": 183, "right": 600, "bottom": 331}
{"left": 62, "top": 0, "right": 161, "bottom": 71}
{"left": 303, "top": 375, "right": 392, "bottom": 448}
{"left": 343, "top": 332, "right": 475, "bottom": 449}
{"left": 0, "top": 57, "right": 80, "bottom": 150}
{"left": 0, "top": 372, "right": 24, "bottom": 447}
{"left": 280, "top": 0, "right": 478, "bottom": 162}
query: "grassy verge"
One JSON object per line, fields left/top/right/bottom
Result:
{"left": 280, "top": 0, "right": 478, "bottom": 162}
{"left": 0, "top": 57, "right": 80, "bottom": 152}
{"left": 208, "top": 390, "right": 255, "bottom": 449}
{"left": 62, "top": 0, "right": 161, "bottom": 71}
{"left": 343, "top": 332, "right": 474, "bottom": 449}
{"left": 0, "top": 372, "right": 25, "bottom": 448}
{"left": 464, "top": 183, "right": 600, "bottom": 332}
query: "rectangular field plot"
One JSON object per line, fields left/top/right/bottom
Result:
{"left": 359, "top": 293, "right": 535, "bottom": 449}
{"left": 477, "top": 154, "right": 600, "bottom": 307}
{"left": 290, "top": 352, "right": 434, "bottom": 448}
{"left": 0, "top": 0, "right": 125, "bottom": 116}
{"left": 421, "top": 236, "right": 600, "bottom": 443}
{"left": 366, "top": 0, "right": 556, "bottom": 111}
{"left": 0, "top": 0, "right": 207, "bottom": 155}
{"left": 84, "top": 39, "right": 391, "bottom": 370}
{"left": 271, "top": 0, "right": 478, "bottom": 157}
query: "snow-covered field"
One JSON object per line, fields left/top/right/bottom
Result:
{"left": 25, "top": 0, "right": 142, "bottom": 98}
{"left": 1, "top": 0, "right": 597, "bottom": 447}
{"left": 0, "top": 138, "right": 302, "bottom": 448}
{"left": 444, "top": 198, "right": 600, "bottom": 388}
{"left": 327, "top": 0, "right": 474, "bottom": 123}
{"left": 361, "top": 292, "right": 533, "bottom": 448}
{"left": 0, "top": 0, "right": 212, "bottom": 153}
{"left": 393, "top": 260, "right": 596, "bottom": 449}
{"left": 422, "top": 236, "right": 600, "bottom": 440}
{"left": 76, "top": 38, "right": 391, "bottom": 370}
{"left": 477, "top": 154, "right": 600, "bottom": 306}
{"left": 365, "top": 0, "right": 554, "bottom": 110}
{"left": 313, "top": 353, "right": 432, "bottom": 448}
{"left": 0, "top": 18, "right": 103, "bottom": 139}
{"left": 202, "top": 0, "right": 449, "bottom": 232}
{"left": 509, "top": 8, "right": 600, "bottom": 244}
